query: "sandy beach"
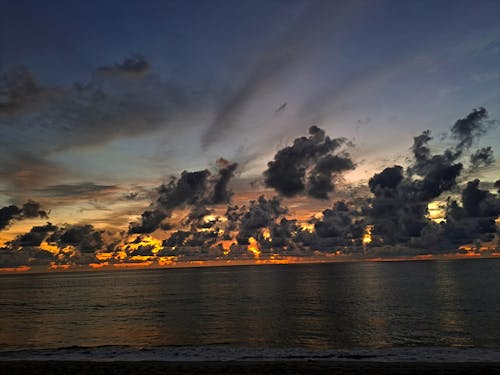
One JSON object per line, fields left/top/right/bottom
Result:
{"left": 1, "top": 361, "right": 500, "bottom": 374}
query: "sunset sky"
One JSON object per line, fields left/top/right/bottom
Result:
{"left": 1, "top": 0, "right": 499, "bottom": 270}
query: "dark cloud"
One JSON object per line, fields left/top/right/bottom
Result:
{"left": 264, "top": 126, "right": 355, "bottom": 198}
{"left": 0, "top": 152, "right": 66, "bottom": 190}
{"left": 0, "top": 55, "right": 202, "bottom": 190}
{"left": 96, "top": 54, "right": 150, "bottom": 76}
{"left": 0, "top": 67, "right": 41, "bottom": 114}
{"left": 312, "top": 201, "right": 364, "bottom": 249}
{"left": 0, "top": 246, "right": 55, "bottom": 268}
{"left": 9, "top": 222, "right": 57, "bottom": 248}
{"left": 0, "top": 223, "right": 106, "bottom": 267}
{"left": 2, "top": 107, "right": 499, "bottom": 268}
{"left": 364, "top": 108, "right": 497, "bottom": 250}
{"left": 20, "top": 200, "right": 49, "bottom": 219}
{"left": 366, "top": 127, "right": 464, "bottom": 246}
{"left": 368, "top": 169, "right": 431, "bottom": 245}
{"left": 128, "top": 209, "right": 168, "bottom": 235}
{"left": 47, "top": 224, "right": 104, "bottom": 254}
{"left": 470, "top": 146, "right": 494, "bottom": 169}
{"left": 450, "top": 107, "right": 489, "bottom": 157}
{"left": 308, "top": 154, "right": 355, "bottom": 199}
{"left": 35, "top": 182, "right": 117, "bottom": 198}
{"left": 212, "top": 158, "right": 238, "bottom": 204}
{"left": 236, "top": 196, "right": 287, "bottom": 243}
{"left": 0, "top": 200, "right": 48, "bottom": 231}
{"left": 368, "top": 165, "right": 404, "bottom": 191}
{"left": 444, "top": 179, "right": 500, "bottom": 245}
{"left": 0, "top": 206, "right": 21, "bottom": 231}
{"left": 0, "top": 222, "right": 58, "bottom": 267}
{"left": 129, "top": 160, "right": 238, "bottom": 234}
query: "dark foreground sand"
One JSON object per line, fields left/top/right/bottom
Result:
{"left": 1, "top": 361, "right": 500, "bottom": 374}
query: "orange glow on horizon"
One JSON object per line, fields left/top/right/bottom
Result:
{"left": 247, "top": 237, "right": 261, "bottom": 258}
{"left": 0, "top": 265, "right": 31, "bottom": 273}
{"left": 49, "top": 263, "right": 71, "bottom": 270}
{"left": 89, "top": 262, "right": 109, "bottom": 268}
{"left": 112, "top": 261, "right": 154, "bottom": 268}
{"left": 362, "top": 225, "right": 373, "bottom": 246}
{"left": 157, "top": 256, "right": 177, "bottom": 265}
{"left": 95, "top": 252, "right": 114, "bottom": 261}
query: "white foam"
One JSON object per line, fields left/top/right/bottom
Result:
{"left": 1, "top": 346, "right": 500, "bottom": 362}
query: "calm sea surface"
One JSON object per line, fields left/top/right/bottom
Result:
{"left": 1, "top": 259, "right": 500, "bottom": 351}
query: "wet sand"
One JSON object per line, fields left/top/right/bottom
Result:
{"left": 1, "top": 361, "right": 500, "bottom": 374}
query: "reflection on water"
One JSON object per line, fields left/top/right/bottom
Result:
{"left": 432, "top": 261, "right": 471, "bottom": 347}
{"left": 1, "top": 259, "right": 500, "bottom": 350}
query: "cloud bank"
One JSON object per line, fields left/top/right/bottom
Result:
{"left": 1, "top": 109, "right": 499, "bottom": 270}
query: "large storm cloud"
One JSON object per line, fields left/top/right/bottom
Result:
{"left": 264, "top": 126, "right": 355, "bottom": 198}
{"left": 365, "top": 108, "right": 498, "bottom": 250}
{"left": 0, "top": 200, "right": 48, "bottom": 231}
{"left": 129, "top": 159, "right": 238, "bottom": 234}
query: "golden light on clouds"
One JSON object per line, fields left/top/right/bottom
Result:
{"left": 262, "top": 228, "right": 271, "bottom": 241}
{"left": 300, "top": 223, "right": 315, "bottom": 233}
{"left": 362, "top": 225, "right": 373, "bottom": 246}
{"left": 427, "top": 201, "right": 446, "bottom": 223}
{"left": 125, "top": 235, "right": 163, "bottom": 254}
{"left": 247, "top": 236, "right": 261, "bottom": 258}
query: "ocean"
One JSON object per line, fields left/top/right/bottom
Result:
{"left": 1, "top": 259, "right": 500, "bottom": 362}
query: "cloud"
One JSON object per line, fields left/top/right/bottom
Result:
{"left": 0, "top": 221, "right": 58, "bottom": 267}
{"left": 212, "top": 158, "right": 238, "bottom": 204}
{"left": 444, "top": 179, "right": 500, "bottom": 245}
{"left": 0, "top": 246, "right": 55, "bottom": 268}
{"left": 0, "top": 55, "right": 203, "bottom": 190}
{"left": 129, "top": 160, "right": 238, "bottom": 234}
{"left": 8, "top": 222, "right": 57, "bottom": 248}
{"left": 96, "top": 54, "right": 150, "bottom": 76}
{"left": 312, "top": 201, "right": 364, "bottom": 249}
{"left": 200, "top": 1, "right": 363, "bottom": 150}
{"left": 0, "top": 67, "right": 41, "bottom": 114}
{"left": 364, "top": 108, "right": 498, "bottom": 249}
{"left": 450, "top": 107, "right": 490, "bottom": 157}
{"left": 0, "top": 152, "right": 66, "bottom": 190}
{"left": 0, "top": 200, "right": 48, "bottom": 231}
{"left": 470, "top": 147, "right": 495, "bottom": 169}
{"left": 47, "top": 224, "right": 104, "bottom": 254}
{"left": 2, "top": 107, "right": 499, "bottom": 269}
{"left": 0, "top": 206, "right": 21, "bottom": 231}
{"left": 0, "top": 223, "right": 108, "bottom": 267}
{"left": 264, "top": 126, "right": 355, "bottom": 198}
{"left": 232, "top": 195, "right": 288, "bottom": 245}
{"left": 34, "top": 182, "right": 118, "bottom": 198}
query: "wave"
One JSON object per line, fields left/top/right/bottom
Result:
{"left": 1, "top": 346, "right": 500, "bottom": 362}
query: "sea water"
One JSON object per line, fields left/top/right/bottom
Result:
{"left": 1, "top": 259, "right": 500, "bottom": 361}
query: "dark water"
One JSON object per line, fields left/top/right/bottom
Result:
{"left": 1, "top": 259, "right": 500, "bottom": 351}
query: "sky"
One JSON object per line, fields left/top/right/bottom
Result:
{"left": 0, "top": 0, "right": 499, "bottom": 271}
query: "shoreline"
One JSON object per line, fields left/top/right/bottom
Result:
{"left": 1, "top": 360, "right": 500, "bottom": 374}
